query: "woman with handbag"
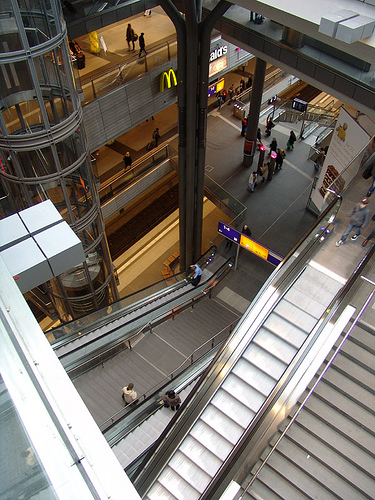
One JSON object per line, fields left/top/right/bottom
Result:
{"left": 126, "top": 23, "right": 135, "bottom": 51}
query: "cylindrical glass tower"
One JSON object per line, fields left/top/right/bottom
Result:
{"left": 0, "top": 0, "right": 119, "bottom": 323}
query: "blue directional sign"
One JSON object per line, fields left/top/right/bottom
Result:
{"left": 218, "top": 221, "right": 242, "bottom": 243}
{"left": 218, "top": 221, "right": 284, "bottom": 266}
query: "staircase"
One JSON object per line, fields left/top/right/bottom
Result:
{"left": 245, "top": 323, "right": 375, "bottom": 499}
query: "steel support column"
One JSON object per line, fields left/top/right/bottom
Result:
{"left": 243, "top": 57, "right": 267, "bottom": 168}
{"left": 159, "top": 0, "right": 230, "bottom": 268}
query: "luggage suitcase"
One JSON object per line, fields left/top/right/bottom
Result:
{"left": 76, "top": 53, "right": 85, "bottom": 69}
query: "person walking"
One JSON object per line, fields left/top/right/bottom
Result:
{"left": 287, "top": 130, "right": 296, "bottom": 150}
{"left": 336, "top": 198, "right": 371, "bottom": 246}
{"left": 269, "top": 137, "right": 277, "bottom": 156}
{"left": 190, "top": 264, "right": 202, "bottom": 286}
{"left": 275, "top": 149, "right": 285, "bottom": 170}
{"left": 365, "top": 166, "right": 375, "bottom": 197}
{"left": 256, "top": 128, "right": 262, "bottom": 143}
{"left": 228, "top": 84, "right": 234, "bottom": 104}
{"left": 152, "top": 127, "right": 161, "bottom": 147}
{"left": 315, "top": 147, "right": 325, "bottom": 170}
{"left": 216, "top": 90, "right": 223, "bottom": 109}
{"left": 138, "top": 32, "right": 147, "bottom": 57}
{"left": 265, "top": 116, "right": 275, "bottom": 136}
{"left": 162, "top": 389, "right": 181, "bottom": 411}
{"left": 247, "top": 172, "right": 257, "bottom": 192}
{"left": 122, "top": 383, "right": 138, "bottom": 404}
{"left": 126, "top": 23, "right": 135, "bottom": 51}
{"left": 123, "top": 151, "right": 132, "bottom": 170}
{"left": 259, "top": 162, "right": 268, "bottom": 183}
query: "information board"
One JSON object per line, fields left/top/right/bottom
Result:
{"left": 218, "top": 221, "right": 283, "bottom": 266}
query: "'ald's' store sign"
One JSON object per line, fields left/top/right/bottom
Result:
{"left": 160, "top": 69, "right": 177, "bottom": 92}
{"left": 209, "top": 45, "right": 228, "bottom": 78}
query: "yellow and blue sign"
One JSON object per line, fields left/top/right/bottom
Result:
{"left": 218, "top": 221, "right": 283, "bottom": 266}
{"left": 160, "top": 69, "right": 177, "bottom": 92}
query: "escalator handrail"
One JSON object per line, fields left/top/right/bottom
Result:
{"left": 50, "top": 245, "right": 217, "bottom": 347}
{"left": 58, "top": 257, "right": 234, "bottom": 369}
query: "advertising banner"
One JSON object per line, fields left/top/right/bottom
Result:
{"left": 310, "top": 107, "right": 370, "bottom": 212}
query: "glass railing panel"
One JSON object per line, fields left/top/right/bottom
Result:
{"left": 81, "top": 80, "right": 95, "bottom": 102}
{"left": 205, "top": 175, "right": 247, "bottom": 223}
{"left": 90, "top": 68, "right": 124, "bottom": 99}
{"left": 143, "top": 46, "right": 171, "bottom": 72}
{"left": 0, "top": 379, "right": 56, "bottom": 500}
{"left": 120, "top": 58, "right": 147, "bottom": 84}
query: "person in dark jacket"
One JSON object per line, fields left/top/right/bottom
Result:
{"left": 275, "top": 149, "right": 285, "bottom": 170}
{"left": 269, "top": 138, "right": 277, "bottom": 156}
{"left": 242, "top": 224, "right": 252, "bottom": 236}
{"left": 287, "top": 130, "right": 296, "bottom": 150}
{"left": 123, "top": 151, "right": 132, "bottom": 170}
{"left": 336, "top": 198, "right": 371, "bottom": 246}
{"left": 126, "top": 23, "right": 135, "bottom": 51}
{"left": 138, "top": 32, "right": 147, "bottom": 57}
{"left": 162, "top": 390, "right": 181, "bottom": 411}
{"left": 152, "top": 128, "right": 161, "bottom": 147}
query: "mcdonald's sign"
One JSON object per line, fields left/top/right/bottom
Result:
{"left": 160, "top": 69, "right": 177, "bottom": 92}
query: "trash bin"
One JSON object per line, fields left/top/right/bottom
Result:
{"left": 234, "top": 103, "right": 245, "bottom": 120}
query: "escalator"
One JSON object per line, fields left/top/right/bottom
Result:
{"left": 130, "top": 195, "right": 375, "bottom": 499}
{"left": 104, "top": 348, "right": 220, "bottom": 470}
{"left": 50, "top": 247, "right": 233, "bottom": 375}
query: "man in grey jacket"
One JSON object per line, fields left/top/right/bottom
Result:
{"left": 336, "top": 198, "right": 370, "bottom": 246}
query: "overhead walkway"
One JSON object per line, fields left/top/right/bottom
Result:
{"left": 131, "top": 195, "right": 375, "bottom": 499}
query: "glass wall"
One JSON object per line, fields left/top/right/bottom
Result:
{"left": 0, "top": 0, "right": 118, "bottom": 324}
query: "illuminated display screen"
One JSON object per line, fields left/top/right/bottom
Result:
{"left": 240, "top": 235, "right": 269, "bottom": 260}
{"left": 209, "top": 56, "right": 228, "bottom": 78}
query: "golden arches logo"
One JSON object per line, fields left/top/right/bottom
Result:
{"left": 160, "top": 69, "right": 177, "bottom": 92}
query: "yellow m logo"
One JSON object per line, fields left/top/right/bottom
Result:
{"left": 160, "top": 69, "right": 177, "bottom": 92}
